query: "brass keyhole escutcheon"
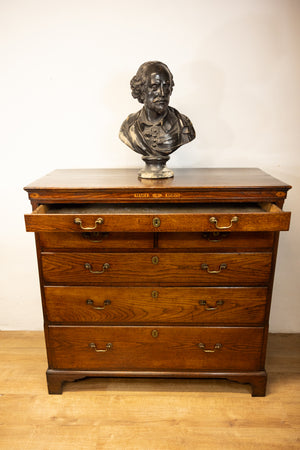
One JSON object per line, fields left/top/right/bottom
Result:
{"left": 151, "top": 329, "right": 159, "bottom": 338}
{"left": 152, "top": 256, "right": 159, "bottom": 265}
{"left": 151, "top": 290, "right": 159, "bottom": 299}
{"left": 153, "top": 217, "right": 161, "bottom": 228}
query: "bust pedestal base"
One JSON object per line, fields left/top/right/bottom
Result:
{"left": 138, "top": 156, "right": 174, "bottom": 179}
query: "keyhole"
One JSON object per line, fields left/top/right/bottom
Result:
{"left": 153, "top": 217, "right": 161, "bottom": 228}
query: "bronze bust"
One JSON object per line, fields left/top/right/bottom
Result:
{"left": 119, "top": 61, "right": 195, "bottom": 178}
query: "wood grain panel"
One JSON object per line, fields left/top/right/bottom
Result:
{"left": 44, "top": 286, "right": 268, "bottom": 324}
{"left": 41, "top": 252, "right": 272, "bottom": 286}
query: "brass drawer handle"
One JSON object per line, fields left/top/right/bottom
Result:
{"left": 198, "top": 343, "right": 222, "bottom": 353}
{"left": 199, "top": 300, "right": 224, "bottom": 311}
{"left": 201, "top": 263, "right": 227, "bottom": 274}
{"left": 89, "top": 342, "right": 112, "bottom": 353}
{"left": 74, "top": 217, "right": 104, "bottom": 230}
{"left": 209, "top": 216, "right": 238, "bottom": 230}
{"left": 86, "top": 299, "right": 111, "bottom": 310}
{"left": 84, "top": 262, "right": 110, "bottom": 274}
{"left": 82, "top": 232, "right": 109, "bottom": 243}
{"left": 202, "top": 232, "right": 228, "bottom": 242}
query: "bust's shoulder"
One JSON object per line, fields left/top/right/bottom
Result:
{"left": 121, "top": 109, "right": 142, "bottom": 129}
{"left": 168, "top": 106, "right": 196, "bottom": 141}
{"left": 119, "top": 109, "right": 143, "bottom": 149}
{"left": 169, "top": 106, "right": 192, "bottom": 125}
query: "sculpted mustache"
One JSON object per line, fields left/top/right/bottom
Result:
{"left": 153, "top": 98, "right": 167, "bottom": 103}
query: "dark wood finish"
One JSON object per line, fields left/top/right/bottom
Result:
{"left": 24, "top": 168, "right": 291, "bottom": 193}
{"left": 24, "top": 168, "right": 291, "bottom": 396}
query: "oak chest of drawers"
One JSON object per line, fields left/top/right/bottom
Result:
{"left": 24, "top": 168, "right": 291, "bottom": 395}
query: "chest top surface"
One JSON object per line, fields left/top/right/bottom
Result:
{"left": 24, "top": 168, "right": 291, "bottom": 204}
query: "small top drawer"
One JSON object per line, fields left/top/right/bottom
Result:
{"left": 38, "top": 232, "right": 154, "bottom": 250}
{"left": 25, "top": 202, "right": 291, "bottom": 233}
{"left": 158, "top": 231, "right": 274, "bottom": 250}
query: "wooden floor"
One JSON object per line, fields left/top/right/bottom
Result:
{"left": 0, "top": 332, "right": 299, "bottom": 449}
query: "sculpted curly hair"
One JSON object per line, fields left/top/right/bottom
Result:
{"left": 130, "top": 61, "right": 174, "bottom": 103}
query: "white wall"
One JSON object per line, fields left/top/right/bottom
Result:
{"left": 0, "top": 0, "right": 299, "bottom": 331}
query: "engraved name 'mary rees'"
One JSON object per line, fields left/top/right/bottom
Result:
{"left": 119, "top": 61, "right": 196, "bottom": 179}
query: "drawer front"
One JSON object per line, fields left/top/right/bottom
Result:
{"left": 39, "top": 232, "right": 154, "bottom": 250}
{"left": 48, "top": 326, "right": 264, "bottom": 371}
{"left": 25, "top": 202, "right": 290, "bottom": 232}
{"left": 41, "top": 252, "right": 272, "bottom": 286}
{"left": 158, "top": 232, "right": 274, "bottom": 250}
{"left": 44, "top": 286, "right": 268, "bottom": 324}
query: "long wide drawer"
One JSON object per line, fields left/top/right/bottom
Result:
{"left": 25, "top": 202, "right": 290, "bottom": 232}
{"left": 47, "top": 326, "right": 264, "bottom": 371}
{"left": 44, "top": 286, "right": 268, "bottom": 324}
{"left": 41, "top": 252, "right": 272, "bottom": 285}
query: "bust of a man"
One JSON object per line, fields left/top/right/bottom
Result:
{"left": 119, "top": 61, "right": 195, "bottom": 178}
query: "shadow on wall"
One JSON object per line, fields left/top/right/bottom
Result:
{"left": 178, "top": 12, "right": 285, "bottom": 163}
